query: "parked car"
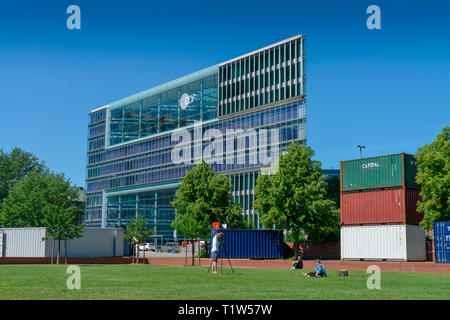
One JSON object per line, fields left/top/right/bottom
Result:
{"left": 161, "top": 242, "right": 180, "bottom": 253}
{"left": 138, "top": 243, "right": 152, "bottom": 251}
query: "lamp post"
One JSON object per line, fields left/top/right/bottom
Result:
{"left": 354, "top": 145, "right": 366, "bottom": 159}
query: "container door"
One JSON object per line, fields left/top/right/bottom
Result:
{"left": 399, "top": 226, "right": 406, "bottom": 260}
{"left": 0, "top": 230, "right": 3, "bottom": 257}
{"left": 444, "top": 244, "right": 450, "bottom": 263}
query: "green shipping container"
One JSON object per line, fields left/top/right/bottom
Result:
{"left": 341, "top": 153, "right": 419, "bottom": 193}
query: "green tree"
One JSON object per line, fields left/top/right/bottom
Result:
{"left": 0, "top": 147, "right": 46, "bottom": 203}
{"left": 325, "top": 175, "right": 340, "bottom": 208}
{"left": 172, "top": 208, "right": 205, "bottom": 266}
{"left": 254, "top": 142, "right": 340, "bottom": 259}
{"left": 0, "top": 170, "right": 81, "bottom": 228}
{"left": 221, "top": 202, "right": 247, "bottom": 229}
{"left": 415, "top": 126, "right": 450, "bottom": 231}
{"left": 42, "top": 203, "right": 85, "bottom": 264}
{"left": 171, "top": 159, "right": 245, "bottom": 263}
{"left": 124, "top": 215, "right": 153, "bottom": 264}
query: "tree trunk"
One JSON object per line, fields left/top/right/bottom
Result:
{"left": 137, "top": 244, "right": 140, "bottom": 264}
{"left": 51, "top": 239, "right": 54, "bottom": 264}
{"left": 57, "top": 239, "right": 60, "bottom": 265}
{"left": 191, "top": 240, "right": 195, "bottom": 266}
{"left": 198, "top": 239, "right": 201, "bottom": 266}
{"left": 64, "top": 239, "right": 68, "bottom": 264}
{"left": 184, "top": 240, "right": 188, "bottom": 266}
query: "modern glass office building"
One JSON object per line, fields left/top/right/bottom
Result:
{"left": 86, "top": 34, "right": 306, "bottom": 242}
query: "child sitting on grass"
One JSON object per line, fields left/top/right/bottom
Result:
{"left": 302, "top": 259, "right": 327, "bottom": 277}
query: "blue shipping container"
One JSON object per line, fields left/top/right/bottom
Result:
{"left": 209, "top": 229, "right": 284, "bottom": 259}
{"left": 434, "top": 221, "right": 450, "bottom": 263}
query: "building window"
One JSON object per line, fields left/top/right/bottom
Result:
{"left": 291, "top": 41, "right": 296, "bottom": 59}
{"left": 270, "top": 49, "right": 274, "bottom": 67}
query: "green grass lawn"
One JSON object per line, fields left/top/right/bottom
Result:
{"left": 0, "top": 264, "right": 449, "bottom": 300}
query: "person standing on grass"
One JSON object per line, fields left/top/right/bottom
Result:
{"left": 302, "top": 259, "right": 327, "bottom": 277}
{"left": 211, "top": 232, "right": 224, "bottom": 274}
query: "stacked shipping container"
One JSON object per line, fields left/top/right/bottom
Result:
{"left": 340, "top": 153, "right": 426, "bottom": 261}
{"left": 341, "top": 189, "right": 422, "bottom": 225}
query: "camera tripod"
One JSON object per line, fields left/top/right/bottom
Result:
{"left": 207, "top": 238, "right": 234, "bottom": 274}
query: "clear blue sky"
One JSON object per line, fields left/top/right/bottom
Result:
{"left": 0, "top": 0, "right": 449, "bottom": 187}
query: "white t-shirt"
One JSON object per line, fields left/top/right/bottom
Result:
{"left": 211, "top": 235, "right": 219, "bottom": 252}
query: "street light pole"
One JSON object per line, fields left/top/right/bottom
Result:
{"left": 354, "top": 145, "right": 367, "bottom": 159}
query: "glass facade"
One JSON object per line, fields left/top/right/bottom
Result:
{"left": 85, "top": 35, "right": 306, "bottom": 243}
{"left": 219, "top": 37, "right": 305, "bottom": 116}
{"left": 108, "top": 67, "right": 218, "bottom": 146}
{"left": 105, "top": 188, "right": 177, "bottom": 240}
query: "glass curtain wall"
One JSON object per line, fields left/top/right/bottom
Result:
{"left": 87, "top": 100, "right": 305, "bottom": 193}
{"left": 219, "top": 37, "right": 305, "bottom": 117}
{"left": 105, "top": 189, "right": 177, "bottom": 241}
{"left": 109, "top": 68, "right": 218, "bottom": 146}
{"left": 86, "top": 35, "right": 306, "bottom": 232}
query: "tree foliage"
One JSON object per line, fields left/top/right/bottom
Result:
{"left": 124, "top": 215, "right": 154, "bottom": 263}
{"left": 0, "top": 147, "right": 46, "bottom": 203}
{"left": 171, "top": 159, "right": 246, "bottom": 241}
{"left": 254, "top": 142, "right": 340, "bottom": 258}
{"left": 171, "top": 208, "right": 206, "bottom": 266}
{"left": 325, "top": 175, "right": 340, "bottom": 208}
{"left": 415, "top": 126, "right": 450, "bottom": 231}
{"left": 42, "top": 202, "right": 85, "bottom": 264}
{"left": 0, "top": 170, "right": 82, "bottom": 228}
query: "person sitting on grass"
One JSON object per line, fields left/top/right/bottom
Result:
{"left": 289, "top": 258, "right": 303, "bottom": 270}
{"left": 302, "top": 259, "right": 327, "bottom": 277}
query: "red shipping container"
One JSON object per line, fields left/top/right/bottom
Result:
{"left": 341, "top": 188, "right": 423, "bottom": 225}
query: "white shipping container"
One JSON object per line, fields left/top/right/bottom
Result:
{"left": 341, "top": 224, "right": 426, "bottom": 261}
{"left": 0, "top": 227, "right": 124, "bottom": 258}
{"left": 0, "top": 227, "right": 47, "bottom": 257}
